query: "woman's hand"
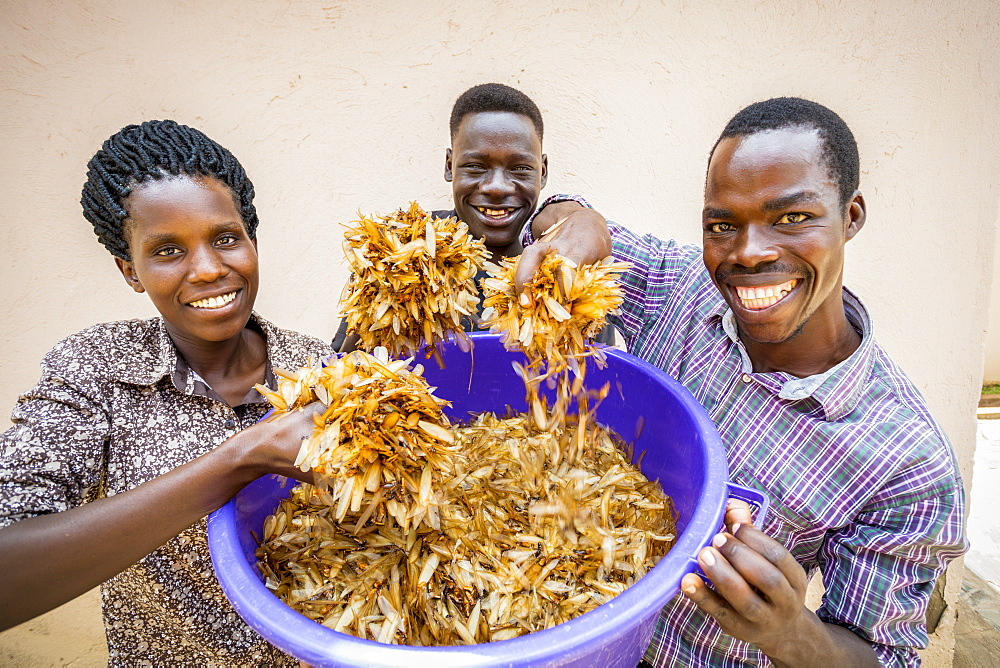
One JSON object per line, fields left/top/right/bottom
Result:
{"left": 231, "top": 402, "right": 327, "bottom": 483}
{"left": 0, "top": 401, "right": 326, "bottom": 630}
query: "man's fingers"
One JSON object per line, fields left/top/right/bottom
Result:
{"left": 706, "top": 530, "right": 801, "bottom": 618}
{"left": 725, "top": 498, "right": 754, "bottom": 528}
{"left": 681, "top": 572, "right": 729, "bottom": 617}
{"left": 683, "top": 566, "right": 751, "bottom": 639}
{"left": 732, "top": 524, "right": 808, "bottom": 593}
{"left": 513, "top": 244, "right": 549, "bottom": 293}
{"left": 698, "top": 541, "right": 777, "bottom": 625}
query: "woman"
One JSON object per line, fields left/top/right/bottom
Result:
{"left": 0, "top": 120, "right": 327, "bottom": 665}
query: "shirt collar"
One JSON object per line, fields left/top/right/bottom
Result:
{"left": 111, "top": 312, "right": 291, "bottom": 402}
{"left": 717, "top": 287, "right": 874, "bottom": 421}
{"left": 108, "top": 318, "right": 177, "bottom": 387}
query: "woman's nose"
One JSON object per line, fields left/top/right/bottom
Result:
{"left": 187, "top": 246, "right": 229, "bottom": 283}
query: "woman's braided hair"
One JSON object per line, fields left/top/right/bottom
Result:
{"left": 81, "top": 120, "right": 259, "bottom": 260}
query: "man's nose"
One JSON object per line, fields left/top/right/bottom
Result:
{"left": 732, "top": 225, "right": 779, "bottom": 268}
{"left": 480, "top": 168, "right": 516, "bottom": 197}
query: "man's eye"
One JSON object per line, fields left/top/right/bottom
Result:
{"left": 705, "top": 222, "right": 734, "bottom": 233}
{"left": 778, "top": 213, "right": 809, "bottom": 224}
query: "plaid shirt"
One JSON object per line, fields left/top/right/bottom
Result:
{"left": 525, "top": 196, "right": 967, "bottom": 667}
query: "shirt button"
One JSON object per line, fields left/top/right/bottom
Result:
{"left": 741, "top": 373, "right": 752, "bottom": 383}
{"left": 224, "top": 418, "right": 236, "bottom": 429}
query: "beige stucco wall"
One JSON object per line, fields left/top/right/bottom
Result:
{"left": 984, "top": 206, "right": 1000, "bottom": 384}
{"left": 2, "top": 1, "right": 997, "bottom": 665}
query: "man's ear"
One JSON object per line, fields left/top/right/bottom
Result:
{"left": 540, "top": 154, "right": 548, "bottom": 189}
{"left": 115, "top": 257, "right": 145, "bottom": 294}
{"left": 845, "top": 191, "right": 866, "bottom": 242}
{"left": 444, "top": 148, "right": 454, "bottom": 182}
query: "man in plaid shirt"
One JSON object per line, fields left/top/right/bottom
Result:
{"left": 519, "top": 98, "right": 967, "bottom": 666}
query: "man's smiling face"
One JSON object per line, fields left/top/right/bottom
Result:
{"left": 702, "top": 127, "right": 864, "bottom": 347}
{"left": 445, "top": 111, "right": 547, "bottom": 258}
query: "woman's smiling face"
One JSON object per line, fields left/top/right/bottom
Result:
{"left": 115, "top": 175, "right": 259, "bottom": 346}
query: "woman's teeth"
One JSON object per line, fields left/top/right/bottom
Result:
{"left": 188, "top": 291, "right": 237, "bottom": 309}
{"left": 735, "top": 280, "right": 797, "bottom": 310}
{"left": 476, "top": 206, "right": 514, "bottom": 219}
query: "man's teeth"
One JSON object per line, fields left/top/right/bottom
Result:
{"left": 188, "top": 291, "right": 237, "bottom": 309}
{"left": 734, "top": 280, "right": 797, "bottom": 310}
{"left": 476, "top": 206, "right": 513, "bottom": 218}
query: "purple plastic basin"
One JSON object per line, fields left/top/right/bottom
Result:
{"left": 208, "top": 333, "right": 743, "bottom": 667}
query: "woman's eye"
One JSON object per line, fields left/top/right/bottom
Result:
{"left": 154, "top": 247, "right": 180, "bottom": 257}
{"left": 778, "top": 213, "right": 809, "bottom": 224}
{"left": 216, "top": 234, "right": 238, "bottom": 246}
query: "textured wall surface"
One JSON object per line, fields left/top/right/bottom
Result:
{"left": 1, "top": 0, "right": 998, "bottom": 664}
{"left": 985, "top": 211, "right": 1000, "bottom": 383}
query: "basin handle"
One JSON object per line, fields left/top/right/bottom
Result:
{"left": 683, "top": 483, "right": 770, "bottom": 580}
{"left": 725, "top": 482, "right": 769, "bottom": 529}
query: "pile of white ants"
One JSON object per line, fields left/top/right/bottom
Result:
{"left": 254, "top": 204, "right": 676, "bottom": 646}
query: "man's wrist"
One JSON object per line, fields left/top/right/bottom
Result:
{"left": 760, "top": 610, "right": 878, "bottom": 668}
{"left": 523, "top": 194, "right": 593, "bottom": 246}
{"left": 538, "top": 193, "right": 592, "bottom": 210}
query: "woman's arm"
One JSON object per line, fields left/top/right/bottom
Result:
{"left": 0, "top": 404, "right": 320, "bottom": 631}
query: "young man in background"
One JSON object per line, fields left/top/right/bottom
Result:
{"left": 333, "top": 83, "right": 613, "bottom": 349}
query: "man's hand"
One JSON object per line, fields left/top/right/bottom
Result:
{"left": 681, "top": 499, "right": 878, "bottom": 667}
{"left": 514, "top": 201, "right": 612, "bottom": 291}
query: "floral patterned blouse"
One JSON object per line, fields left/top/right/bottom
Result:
{"left": 0, "top": 313, "right": 331, "bottom": 666}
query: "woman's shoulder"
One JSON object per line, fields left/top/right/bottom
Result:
{"left": 44, "top": 318, "right": 166, "bottom": 369}
{"left": 31, "top": 318, "right": 168, "bottom": 397}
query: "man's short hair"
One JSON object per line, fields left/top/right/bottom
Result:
{"left": 449, "top": 83, "right": 544, "bottom": 142}
{"left": 713, "top": 97, "right": 860, "bottom": 210}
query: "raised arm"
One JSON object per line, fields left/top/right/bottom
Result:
{"left": 514, "top": 200, "right": 612, "bottom": 291}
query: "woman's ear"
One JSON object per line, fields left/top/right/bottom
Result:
{"left": 115, "top": 257, "right": 145, "bottom": 293}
